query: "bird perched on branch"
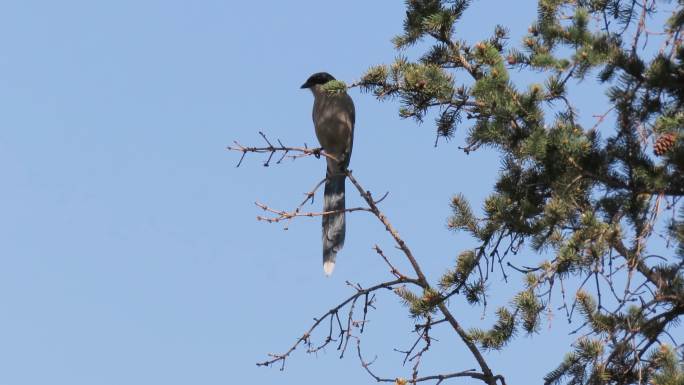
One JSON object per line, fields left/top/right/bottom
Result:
{"left": 301, "top": 72, "right": 355, "bottom": 276}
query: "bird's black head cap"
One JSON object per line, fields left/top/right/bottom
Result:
{"left": 300, "top": 72, "right": 336, "bottom": 89}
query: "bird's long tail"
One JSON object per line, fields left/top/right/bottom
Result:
{"left": 322, "top": 170, "right": 345, "bottom": 276}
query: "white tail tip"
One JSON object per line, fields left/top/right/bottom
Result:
{"left": 323, "top": 261, "right": 335, "bottom": 276}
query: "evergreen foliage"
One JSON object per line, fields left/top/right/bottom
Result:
{"left": 359, "top": 1, "right": 684, "bottom": 384}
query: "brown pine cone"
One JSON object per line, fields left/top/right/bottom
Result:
{"left": 654, "top": 132, "right": 676, "bottom": 156}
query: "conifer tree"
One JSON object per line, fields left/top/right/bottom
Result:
{"left": 234, "top": 1, "right": 684, "bottom": 384}
{"left": 357, "top": 1, "right": 684, "bottom": 384}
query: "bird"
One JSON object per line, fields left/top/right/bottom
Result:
{"left": 301, "top": 72, "right": 355, "bottom": 276}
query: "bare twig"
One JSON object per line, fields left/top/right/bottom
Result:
{"left": 357, "top": 337, "right": 485, "bottom": 384}
{"left": 256, "top": 278, "right": 413, "bottom": 370}
{"left": 374, "top": 244, "right": 412, "bottom": 280}
{"left": 254, "top": 201, "right": 370, "bottom": 224}
{"left": 228, "top": 132, "right": 339, "bottom": 167}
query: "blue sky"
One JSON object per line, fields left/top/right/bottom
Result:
{"left": 0, "top": 1, "right": 678, "bottom": 384}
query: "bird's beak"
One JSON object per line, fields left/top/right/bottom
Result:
{"left": 300, "top": 81, "right": 310, "bottom": 89}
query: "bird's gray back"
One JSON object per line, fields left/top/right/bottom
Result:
{"left": 312, "top": 92, "right": 355, "bottom": 168}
